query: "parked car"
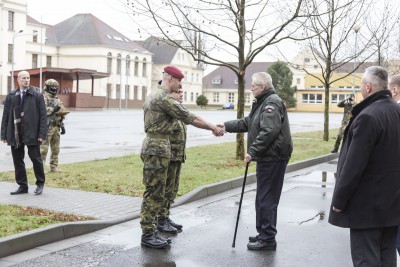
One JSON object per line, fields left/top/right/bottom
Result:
{"left": 222, "top": 103, "right": 234, "bottom": 109}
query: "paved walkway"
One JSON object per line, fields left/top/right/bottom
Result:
{"left": 0, "top": 182, "right": 142, "bottom": 220}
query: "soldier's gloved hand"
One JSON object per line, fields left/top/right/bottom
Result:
{"left": 54, "top": 105, "right": 61, "bottom": 113}
{"left": 60, "top": 127, "right": 66, "bottom": 135}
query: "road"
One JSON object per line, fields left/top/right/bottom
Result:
{"left": 0, "top": 108, "right": 342, "bottom": 171}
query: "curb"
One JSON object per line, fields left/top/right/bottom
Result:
{"left": 0, "top": 153, "right": 338, "bottom": 258}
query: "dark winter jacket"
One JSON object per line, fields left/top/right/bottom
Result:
{"left": 329, "top": 90, "right": 400, "bottom": 229}
{"left": 1, "top": 87, "right": 47, "bottom": 146}
{"left": 224, "top": 88, "right": 292, "bottom": 162}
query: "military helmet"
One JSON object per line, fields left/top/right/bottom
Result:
{"left": 44, "top": 79, "right": 59, "bottom": 95}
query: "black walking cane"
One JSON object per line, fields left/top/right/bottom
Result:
{"left": 232, "top": 161, "right": 250, "bottom": 248}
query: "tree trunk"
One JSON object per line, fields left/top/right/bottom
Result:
{"left": 235, "top": 73, "right": 246, "bottom": 160}
{"left": 323, "top": 83, "right": 330, "bottom": 141}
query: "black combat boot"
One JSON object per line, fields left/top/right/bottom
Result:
{"left": 166, "top": 217, "right": 183, "bottom": 230}
{"left": 154, "top": 231, "right": 171, "bottom": 244}
{"left": 141, "top": 231, "right": 169, "bottom": 248}
{"left": 157, "top": 219, "right": 178, "bottom": 234}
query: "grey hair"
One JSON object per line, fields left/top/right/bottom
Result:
{"left": 389, "top": 74, "right": 400, "bottom": 88}
{"left": 252, "top": 72, "right": 273, "bottom": 88}
{"left": 18, "top": 70, "right": 29, "bottom": 78}
{"left": 363, "top": 66, "right": 388, "bottom": 91}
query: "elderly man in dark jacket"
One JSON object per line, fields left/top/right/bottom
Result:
{"left": 1, "top": 71, "right": 47, "bottom": 195}
{"left": 220, "top": 72, "right": 293, "bottom": 250}
{"left": 329, "top": 66, "right": 400, "bottom": 267}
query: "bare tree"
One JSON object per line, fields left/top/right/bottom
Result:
{"left": 124, "top": 0, "right": 312, "bottom": 159}
{"left": 294, "top": 0, "right": 375, "bottom": 141}
{"left": 364, "top": 0, "right": 400, "bottom": 74}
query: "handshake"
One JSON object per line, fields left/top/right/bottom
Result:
{"left": 212, "top": 123, "right": 227, "bottom": 137}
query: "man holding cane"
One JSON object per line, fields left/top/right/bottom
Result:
{"left": 219, "top": 72, "right": 292, "bottom": 250}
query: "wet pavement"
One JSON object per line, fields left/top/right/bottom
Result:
{"left": 1, "top": 160, "right": 359, "bottom": 267}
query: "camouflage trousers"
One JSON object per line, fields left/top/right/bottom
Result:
{"left": 40, "top": 126, "right": 60, "bottom": 169}
{"left": 333, "top": 121, "right": 349, "bottom": 150}
{"left": 140, "top": 154, "right": 170, "bottom": 233}
{"left": 158, "top": 161, "right": 182, "bottom": 220}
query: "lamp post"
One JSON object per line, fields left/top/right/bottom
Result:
{"left": 352, "top": 24, "right": 361, "bottom": 95}
{"left": 11, "top": 30, "right": 39, "bottom": 91}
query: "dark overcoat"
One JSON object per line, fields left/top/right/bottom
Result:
{"left": 329, "top": 90, "right": 400, "bottom": 229}
{"left": 1, "top": 87, "right": 47, "bottom": 146}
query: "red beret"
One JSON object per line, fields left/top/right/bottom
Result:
{"left": 164, "top": 66, "right": 184, "bottom": 80}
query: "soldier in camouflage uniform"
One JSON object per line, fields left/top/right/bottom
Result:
{"left": 140, "top": 66, "right": 224, "bottom": 249}
{"left": 331, "top": 94, "right": 355, "bottom": 153}
{"left": 157, "top": 87, "right": 186, "bottom": 232}
{"left": 40, "top": 79, "right": 69, "bottom": 172}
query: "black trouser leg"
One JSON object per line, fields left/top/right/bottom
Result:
{"left": 255, "top": 160, "right": 288, "bottom": 241}
{"left": 27, "top": 145, "right": 45, "bottom": 186}
{"left": 10, "top": 145, "right": 28, "bottom": 189}
{"left": 350, "top": 226, "right": 397, "bottom": 267}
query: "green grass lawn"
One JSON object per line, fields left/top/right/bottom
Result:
{"left": 0, "top": 205, "right": 93, "bottom": 238}
{"left": 0, "top": 129, "right": 338, "bottom": 198}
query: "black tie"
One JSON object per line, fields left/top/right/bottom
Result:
{"left": 21, "top": 90, "right": 26, "bottom": 106}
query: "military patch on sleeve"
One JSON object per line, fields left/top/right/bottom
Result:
{"left": 264, "top": 105, "right": 275, "bottom": 113}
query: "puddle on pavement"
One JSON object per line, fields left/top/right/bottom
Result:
{"left": 286, "top": 171, "right": 335, "bottom": 187}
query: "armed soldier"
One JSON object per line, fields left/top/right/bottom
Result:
{"left": 40, "top": 79, "right": 69, "bottom": 172}
{"left": 331, "top": 94, "right": 355, "bottom": 153}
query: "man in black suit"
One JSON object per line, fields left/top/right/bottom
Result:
{"left": 1, "top": 71, "right": 47, "bottom": 195}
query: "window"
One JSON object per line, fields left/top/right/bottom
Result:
{"left": 184, "top": 91, "right": 187, "bottom": 101}
{"left": 134, "top": 57, "right": 139, "bottom": 76}
{"left": 32, "top": 54, "right": 38, "bottom": 68}
{"left": 8, "top": 44, "right": 13, "bottom": 63}
{"left": 228, "top": 93, "right": 235, "bottom": 103}
{"left": 212, "top": 79, "right": 221, "bottom": 84}
{"left": 302, "top": 93, "right": 322, "bottom": 104}
{"left": 46, "top": 56, "right": 52, "bottom": 67}
{"left": 142, "top": 86, "right": 147, "bottom": 100}
{"left": 116, "top": 84, "right": 121, "bottom": 99}
{"left": 331, "top": 94, "right": 346, "bottom": 104}
{"left": 125, "top": 85, "right": 130, "bottom": 99}
{"left": 213, "top": 93, "right": 219, "bottom": 103}
{"left": 245, "top": 93, "right": 251, "bottom": 104}
{"left": 8, "top": 11, "right": 14, "bottom": 31}
{"left": 33, "top": 30, "right": 38, "bottom": 43}
{"left": 126, "top": 56, "right": 131, "bottom": 75}
{"left": 196, "top": 74, "right": 199, "bottom": 83}
{"left": 117, "top": 53, "right": 121, "bottom": 75}
{"left": 314, "top": 65, "right": 318, "bottom": 69}
{"left": 107, "top": 83, "right": 112, "bottom": 99}
{"left": 304, "top": 57, "right": 310, "bottom": 63}
{"left": 134, "top": 86, "right": 138, "bottom": 100}
{"left": 184, "top": 71, "right": 188, "bottom": 81}
{"left": 191, "top": 73, "right": 194, "bottom": 83}
{"left": 107, "top": 52, "right": 112, "bottom": 74}
{"left": 296, "top": 78, "right": 301, "bottom": 85}
{"left": 142, "top": 58, "right": 147, "bottom": 77}
{"left": 190, "top": 92, "right": 194, "bottom": 101}
{"left": 196, "top": 92, "right": 199, "bottom": 99}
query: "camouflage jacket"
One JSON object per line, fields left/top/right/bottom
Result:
{"left": 44, "top": 91, "right": 67, "bottom": 128}
{"left": 337, "top": 99, "right": 355, "bottom": 125}
{"left": 141, "top": 87, "right": 196, "bottom": 158}
{"left": 170, "top": 120, "right": 186, "bottom": 162}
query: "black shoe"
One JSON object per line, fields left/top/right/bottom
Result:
{"left": 34, "top": 185, "right": 43, "bottom": 195}
{"left": 331, "top": 148, "right": 338, "bottom": 153}
{"left": 166, "top": 217, "right": 183, "bottom": 230}
{"left": 249, "top": 235, "right": 259, "bottom": 242}
{"left": 157, "top": 219, "right": 178, "bottom": 234}
{"left": 247, "top": 239, "right": 277, "bottom": 250}
{"left": 154, "top": 231, "right": 172, "bottom": 244}
{"left": 141, "top": 232, "right": 169, "bottom": 249}
{"left": 10, "top": 187, "right": 28, "bottom": 195}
